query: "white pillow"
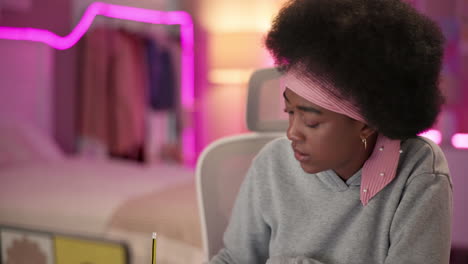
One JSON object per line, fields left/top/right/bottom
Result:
{"left": 0, "top": 118, "right": 64, "bottom": 167}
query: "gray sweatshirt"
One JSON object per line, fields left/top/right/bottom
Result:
{"left": 209, "top": 137, "right": 453, "bottom": 264}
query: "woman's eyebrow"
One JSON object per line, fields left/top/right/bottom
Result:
{"left": 283, "top": 91, "right": 323, "bottom": 115}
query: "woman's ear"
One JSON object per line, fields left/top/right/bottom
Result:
{"left": 359, "top": 123, "right": 377, "bottom": 140}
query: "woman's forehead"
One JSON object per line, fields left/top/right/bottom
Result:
{"left": 283, "top": 88, "right": 327, "bottom": 112}
{"left": 283, "top": 88, "right": 355, "bottom": 122}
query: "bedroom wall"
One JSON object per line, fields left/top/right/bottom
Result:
{"left": 423, "top": 0, "right": 468, "bottom": 248}
{"left": 422, "top": 0, "right": 468, "bottom": 137}
{"left": 195, "top": 0, "right": 283, "bottom": 150}
{"left": 73, "top": 0, "right": 177, "bottom": 21}
{"left": 446, "top": 149, "right": 468, "bottom": 248}
{"left": 0, "top": 0, "right": 76, "bottom": 153}
{"left": 0, "top": 40, "right": 54, "bottom": 135}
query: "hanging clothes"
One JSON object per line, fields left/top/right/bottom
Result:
{"left": 145, "top": 38, "right": 177, "bottom": 110}
{"left": 144, "top": 37, "right": 181, "bottom": 162}
{"left": 78, "top": 28, "right": 113, "bottom": 157}
{"left": 109, "top": 30, "right": 147, "bottom": 159}
{"left": 78, "top": 28, "right": 147, "bottom": 161}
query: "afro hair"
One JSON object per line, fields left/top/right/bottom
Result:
{"left": 265, "top": 0, "right": 445, "bottom": 140}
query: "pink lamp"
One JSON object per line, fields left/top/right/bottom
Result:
{"left": 451, "top": 133, "right": 468, "bottom": 149}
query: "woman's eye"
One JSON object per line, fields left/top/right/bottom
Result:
{"left": 283, "top": 109, "right": 293, "bottom": 115}
{"left": 306, "top": 123, "right": 319, "bottom": 128}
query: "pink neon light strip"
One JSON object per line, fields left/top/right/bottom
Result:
{"left": 418, "top": 129, "right": 442, "bottom": 145}
{"left": 451, "top": 133, "right": 468, "bottom": 149}
{"left": 0, "top": 2, "right": 195, "bottom": 163}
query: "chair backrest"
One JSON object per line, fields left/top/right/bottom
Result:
{"left": 196, "top": 133, "right": 284, "bottom": 260}
{"left": 195, "top": 68, "right": 287, "bottom": 261}
{"left": 246, "top": 68, "right": 287, "bottom": 132}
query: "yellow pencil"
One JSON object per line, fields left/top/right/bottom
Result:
{"left": 152, "top": 232, "right": 157, "bottom": 264}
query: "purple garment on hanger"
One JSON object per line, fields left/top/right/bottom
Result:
{"left": 145, "top": 39, "right": 176, "bottom": 110}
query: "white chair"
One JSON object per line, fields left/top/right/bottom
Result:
{"left": 196, "top": 68, "right": 287, "bottom": 262}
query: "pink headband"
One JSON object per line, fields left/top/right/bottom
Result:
{"left": 281, "top": 70, "right": 401, "bottom": 206}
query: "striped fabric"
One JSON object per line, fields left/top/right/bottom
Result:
{"left": 361, "top": 135, "right": 401, "bottom": 205}
{"left": 281, "top": 70, "right": 401, "bottom": 206}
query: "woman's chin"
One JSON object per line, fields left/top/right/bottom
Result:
{"left": 299, "top": 162, "right": 323, "bottom": 174}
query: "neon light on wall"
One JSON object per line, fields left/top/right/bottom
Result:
{"left": 418, "top": 129, "right": 442, "bottom": 145}
{"left": 0, "top": 2, "right": 196, "bottom": 163}
{"left": 452, "top": 133, "right": 468, "bottom": 149}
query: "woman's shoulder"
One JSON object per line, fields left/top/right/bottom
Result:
{"left": 252, "top": 137, "right": 297, "bottom": 169}
{"left": 256, "top": 136, "right": 292, "bottom": 158}
{"left": 399, "top": 136, "right": 450, "bottom": 181}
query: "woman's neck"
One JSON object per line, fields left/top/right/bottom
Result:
{"left": 334, "top": 132, "right": 378, "bottom": 181}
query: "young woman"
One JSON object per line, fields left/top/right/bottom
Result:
{"left": 209, "top": 0, "right": 452, "bottom": 263}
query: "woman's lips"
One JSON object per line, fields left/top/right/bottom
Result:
{"left": 293, "top": 148, "right": 310, "bottom": 162}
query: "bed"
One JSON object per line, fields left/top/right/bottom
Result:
{"left": 0, "top": 118, "right": 203, "bottom": 264}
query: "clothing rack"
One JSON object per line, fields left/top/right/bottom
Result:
{"left": 77, "top": 10, "right": 184, "bottom": 164}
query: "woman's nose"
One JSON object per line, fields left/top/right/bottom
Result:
{"left": 287, "top": 115, "right": 302, "bottom": 142}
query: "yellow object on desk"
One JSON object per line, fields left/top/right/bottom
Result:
{"left": 54, "top": 235, "right": 127, "bottom": 264}
{"left": 152, "top": 232, "right": 157, "bottom": 264}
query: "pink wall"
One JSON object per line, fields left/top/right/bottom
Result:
{"left": 422, "top": 0, "right": 468, "bottom": 248}
{"left": 0, "top": 2, "right": 69, "bottom": 35}
{"left": 422, "top": 0, "right": 468, "bottom": 136}
{"left": 445, "top": 149, "right": 468, "bottom": 247}
{"left": 0, "top": 0, "right": 77, "bottom": 153}
{"left": 0, "top": 40, "right": 54, "bottom": 134}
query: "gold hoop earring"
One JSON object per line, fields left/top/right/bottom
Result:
{"left": 361, "top": 138, "right": 367, "bottom": 150}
